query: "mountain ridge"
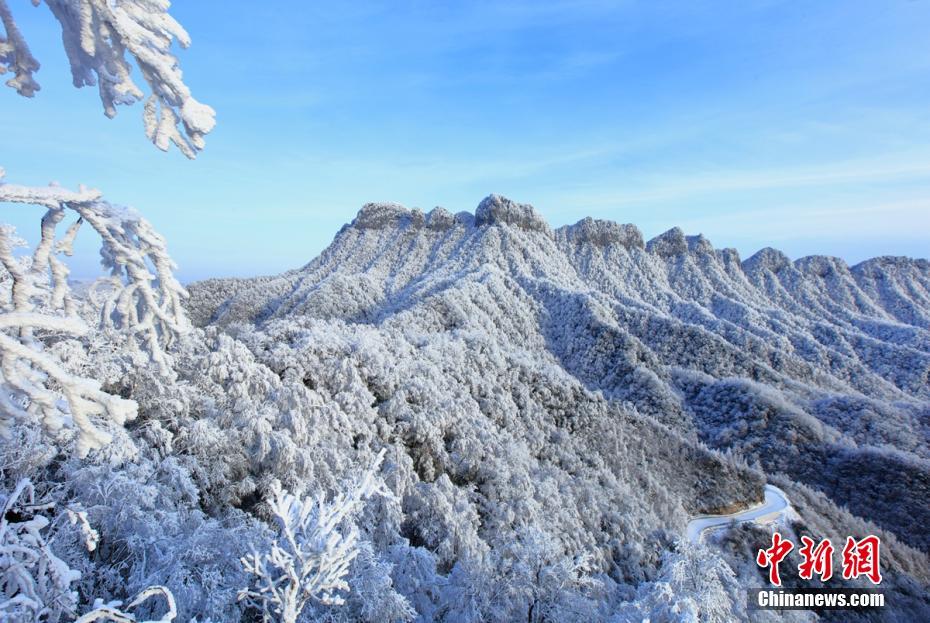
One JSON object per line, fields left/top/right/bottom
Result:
{"left": 177, "top": 194, "right": 930, "bottom": 619}
{"left": 191, "top": 194, "right": 929, "bottom": 330}
{"left": 188, "top": 194, "right": 930, "bottom": 554}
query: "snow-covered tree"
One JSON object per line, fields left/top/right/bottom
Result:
{"left": 498, "top": 527, "right": 602, "bottom": 623}
{"left": 0, "top": 478, "right": 85, "bottom": 622}
{"left": 612, "top": 542, "right": 747, "bottom": 623}
{"left": 0, "top": 168, "right": 189, "bottom": 456}
{"left": 339, "top": 541, "right": 416, "bottom": 623}
{"left": 239, "top": 449, "right": 392, "bottom": 623}
{"left": 0, "top": 476, "right": 179, "bottom": 623}
{"left": 2, "top": 0, "right": 204, "bottom": 455}
{"left": 1, "top": 0, "right": 214, "bottom": 158}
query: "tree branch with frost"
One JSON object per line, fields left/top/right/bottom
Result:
{"left": 1, "top": 0, "right": 214, "bottom": 158}
{"left": 0, "top": 0, "right": 40, "bottom": 96}
{"left": 0, "top": 479, "right": 81, "bottom": 623}
{"left": 0, "top": 168, "right": 188, "bottom": 456}
{"left": 1, "top": 478, "right": 173, "bottom": 623}
{"left": 239, "top": 450, "right": 391, "bottom": 623}
{"left": 76, "top": 586, "right": 177, "bottom": 623}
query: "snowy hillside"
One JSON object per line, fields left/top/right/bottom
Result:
{"left": 182, "top": 194, "right": 930, "bottom": 620}
{"left": 5, "top": 1, "right": 928, "bottom": 620}
{"left": 193, "top": 195, "right": 930, "bottom": 529}
{"left": 3, "top": 193, "right": 928, "bottom": 622}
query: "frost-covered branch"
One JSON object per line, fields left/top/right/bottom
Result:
{"left": 0, "top": 168, "right": 189, "bottom": 456}
{"left": 2, "top": 0, "right": 214, "bottom": 158}
{"left": 1, "top": 478, "right": 172, "bottom": 622}
{"left": 75, "top": 586, "right": 177, "bottom": 623}
{"left": 0, "top": 0, "right": 40, "bottom": 96}
{"left": 0, "top": 324, "right": 138, "bottom": 455}
{"left": 0, "top": 479, "right": 81, "bottom": 623}
{"left": 239, "top": 450, "right": 391, "bottom": 623}
{"left": 77, "top": 200, "right": 191, "bottom": 370}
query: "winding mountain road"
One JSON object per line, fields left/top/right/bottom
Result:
{"left": 687, "top": 484, "right": 792, "bottom": 544}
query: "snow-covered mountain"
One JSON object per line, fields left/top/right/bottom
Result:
{"left": 186, "top": 194, "right": 930, "bottom": 621}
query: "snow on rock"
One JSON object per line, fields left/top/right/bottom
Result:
{"left": 426, "top": 207, "right": 456, "bottom": 231}
{"left": 743, "top": 246, "right": 793, "bottom": 276}
{"left": 646, "top": 227, "right": 689, "bottom": 257}
{"left": 354, "top": 203, "right": 425, "bottom": 230}
{"left": 474, "top": 194, "right": 552, "bottom": 235}
{"left": 556, "top": 217, "right": 644, "bottom": 249}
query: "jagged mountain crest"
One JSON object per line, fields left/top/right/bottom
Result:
{"left": 194, "top": 195, "right": 929, "bottom": 385}
{"left": 186, "top": 194, "right": 930, "bottom": 612}
{"left": 197, "top": 193, "right": 928, "bottom": 339}
{"left": 191, "top": 195, "right": 930, "bottom": 446}
{"left": 192, "top": 201, "right": 929, "bottom": 425}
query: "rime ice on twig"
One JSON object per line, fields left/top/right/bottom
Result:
{"left": 0, "top": 168, "right": 189, "bottom": 456}
{"left": 75, "top": 586, "right": 177, "bottom": 623}
{"left": 0, "top": 479, "right": 81, "bottom": 622}
{"left": 1, "top": 0, "right": 214, "bottom": 158}
{"left": 239, "top": 449, "right": 391, "bottom": 623}
{"left": 0, "top": 0, "right": 40, "bottom": 96}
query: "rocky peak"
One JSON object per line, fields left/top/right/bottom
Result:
{"left": 795, "top": 255, "right": 850, "bottom": 278}
{"left": 353, "top": 202, "right": 424, "bottom": 230}
{"left": 743, "top": 247, "right": 792, "bottom": 275}
{"left": 559, "top": 217, "right": 645, "bottom": 249}
{"left": 474, "top": 194, "right": 552, "bottom": 235}
{"left": 686, "top": 234, "right": 716, "bottom": 256}
{"left": 647, "top": 227, "right": 689, "bottom": 258}
{"left": 426, "top": 207, "right": 456, "bottom": 231}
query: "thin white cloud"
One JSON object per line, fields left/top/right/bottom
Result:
{"left": 671, "top": 197, "right": 930, "bottom": 241}
{"left": 556, "top": 154, "right": 930, "bottom": 208}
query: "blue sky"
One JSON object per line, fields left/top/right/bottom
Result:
{"left": 2, "top": 0, "right": 929, "bottom": 281}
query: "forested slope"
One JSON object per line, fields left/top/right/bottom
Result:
{"left": 191, "top": 194, "right": 930, "bottom": 555}
{"left": 30, "top": 192, "right": 920, "bottom": 622}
